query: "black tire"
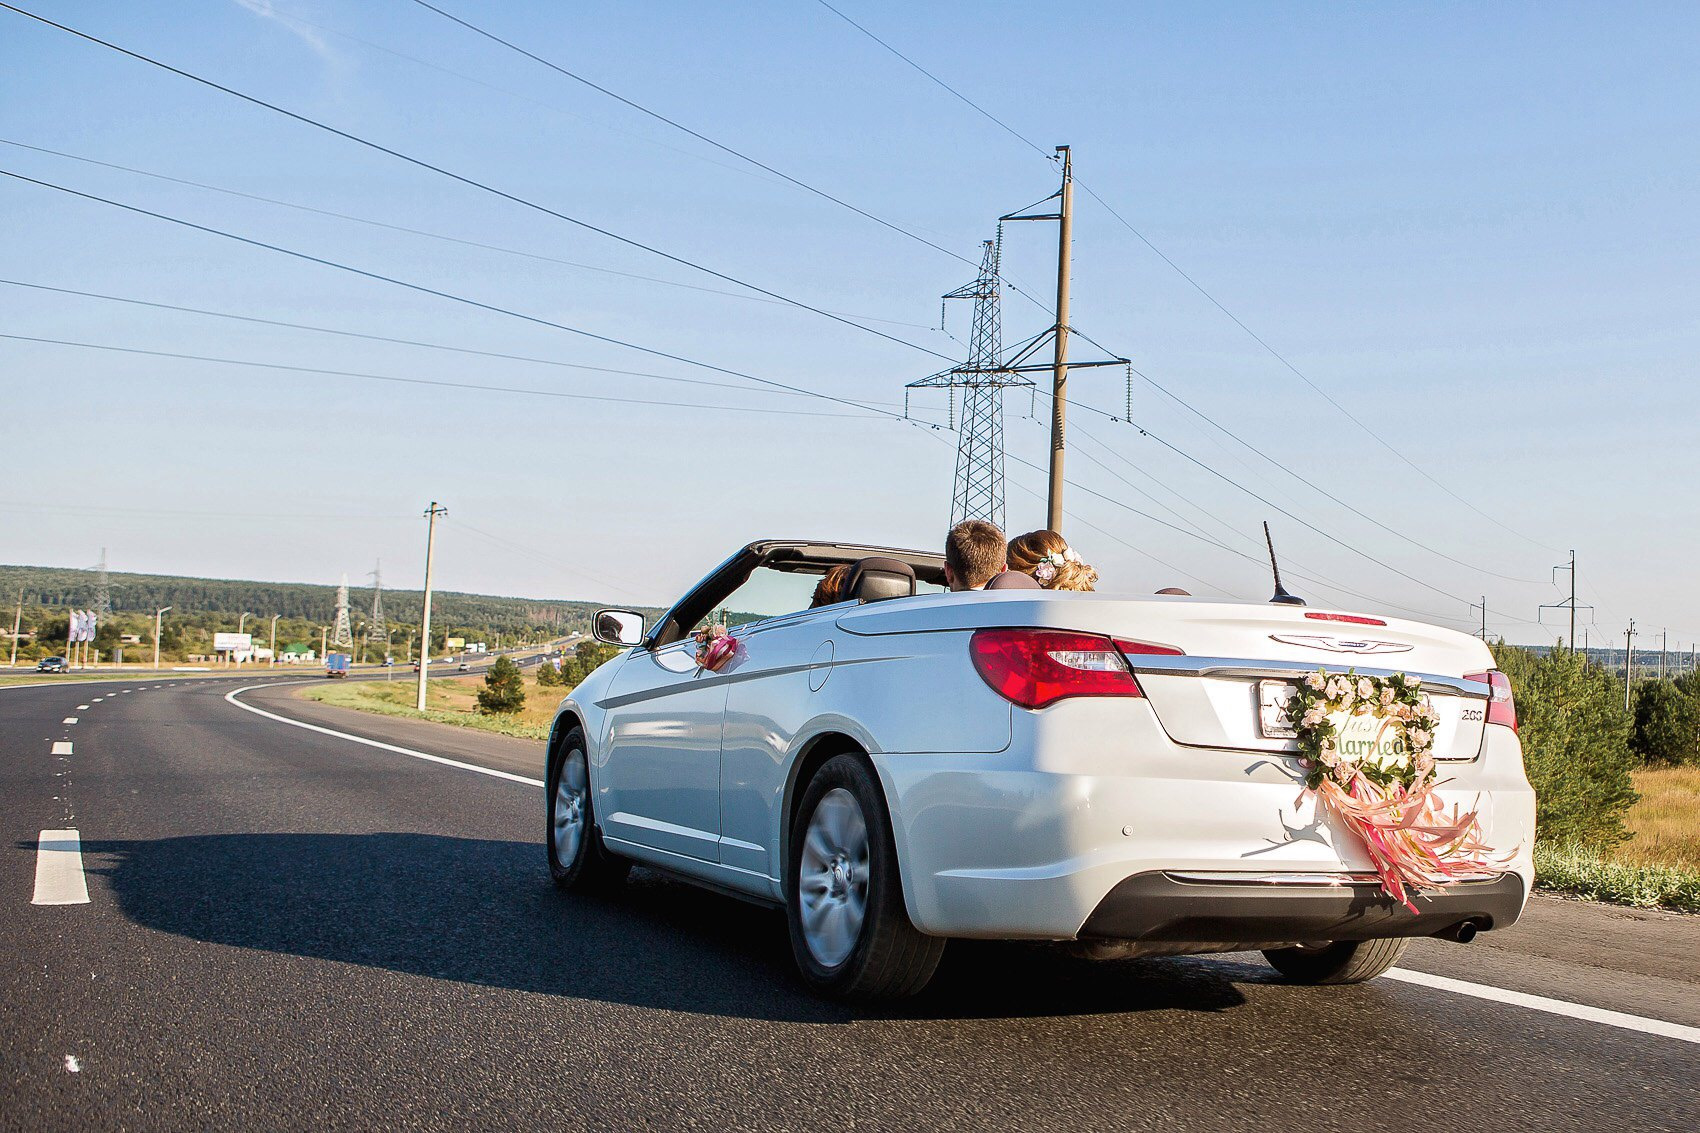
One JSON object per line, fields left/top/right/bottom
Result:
{"left": 786, "top": 753, "right": 945, "bottom": 1000}
{"left": 546, "top": 725, "right": 630, "bottom": 891}
{"left": 1261, "top": 937, "right": 1409, "bottom": 985}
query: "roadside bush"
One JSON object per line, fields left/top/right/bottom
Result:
{"left": 1632, "top": 679, "right": 1700, "bottom": 766}
{"left": 534, "top": 658, "right": 560, "bottom": 688}
{"left": 1492, "top": 644, "right": 1639, "bottom": 845}
{"left": 476, "top": 655, "right": 526, "bottom": 715}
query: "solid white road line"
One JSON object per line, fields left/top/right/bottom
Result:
{"left": 32, "top": 829, "right": 90, "bottom": 905}
{"left": 52, "top": 741, "right": 72, "bottom": 756}
{"left": 77, "top": 704, "right": 90, "bottom": 710}
{"left": 223, "top": 684, "right": 544, "bottom": 788}
{"left": 1386, "top": 968, "right": 1700, "bottom": 1046}
{"left": 62, "top": 717, "right": 78, "bottom": 725}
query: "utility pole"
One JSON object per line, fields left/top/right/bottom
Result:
{"left": 1660, "top": 628, "right": 1668, "bottom": 680}
{"left": 153, "top": 606, "right": 170, "bottom": 670}
{"left": 1624, "top": 621, "right": 1636, "bottom": 713}
{"left": 269, "top": 614, "right": 281, "bottom": 669}
{"left": 996, "top": 146, "right": 1124, "bottom": 535}
{"left": 320, "top": 626, "right": 328, "bottom": 660}
{"left": 1471, "top": 596, "right": 1487, "bottom": 640}
{"left": 1540, "top": 550, "right": 1590, "bottom": 652}
{"left": 9, "top": 587, "right": 21, "bottom": 668}
{"left": 1045, "top": 146, "right": 1073, "bottom": 533}
{"left": 417, "top": 502, "right": 447, "bottom": 711}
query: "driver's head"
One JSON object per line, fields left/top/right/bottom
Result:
{"left": 944, "top": 519, "right": 1008, "bottom": 591}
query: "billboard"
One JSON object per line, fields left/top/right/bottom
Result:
{"left": 213, "top": 632, "right": 253, "bottom": 652}
{"left": 445, "top": 637, "right": 466, "bottom": 650}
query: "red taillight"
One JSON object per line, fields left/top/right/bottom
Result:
{"left": 970, "top": 628, "right": 1146, "bottom": 709}
{"left": 1305, "top": 611, "right": 1388, "bottom": 626}
{"left": 1113, "top": 638, "right": 1186, "bottom": 657}
{"left": 1465, "top": 669, "right": 1517, "bottom": 733}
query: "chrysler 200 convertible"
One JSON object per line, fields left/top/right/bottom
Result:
{"left": 544, "top": 540, "right": 1535, "bottom": 999}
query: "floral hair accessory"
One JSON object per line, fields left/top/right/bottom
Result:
{"left": 692, "top": 623, "right": 737, "bottom": 673}
{"left": 1032, "top": 546, "right": 1081, "bottom": 583}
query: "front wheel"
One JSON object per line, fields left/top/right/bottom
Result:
{"left": 786, "top": 754, "right": 945, "bottom": 1000}
{"left": 547, "top": 726, "right": 629, "bottom": 890}
{"left": 1261, "top": 937, "right": 1409, "bottom": 984}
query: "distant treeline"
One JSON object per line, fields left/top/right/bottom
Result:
{"left": 0, "top": 564, "right": 665, "bottom": 661}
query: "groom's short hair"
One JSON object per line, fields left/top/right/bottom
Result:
{"left": 945, "top": 520, "right": 1007, "bottom": 589}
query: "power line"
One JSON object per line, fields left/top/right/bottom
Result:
{"left": 812, "top": 1, "right": 1049, "bottom": 161}
{"left": 0, "top": 167, "right": 907, "bottom": 420}
{"left": 0, "top": 332, "right": 891, "bottom": 420}
{"left": 0, "top": 279, "right": 924, "bottom": 410}
{"left": 407, "top": 0, "right": 982, "bottom": 273}
{"left": 0, "top": 138, "right": 936, "bottom": 331}
{"left": 1067, "top": 328, "right": 1547, "bottom": 585}
{"left": 0, "top": 2, "right": 951, "bottom": 363}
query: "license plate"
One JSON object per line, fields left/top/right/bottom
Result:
{"left": 1258, "top": 680, "right": 1298, "bottom": 738}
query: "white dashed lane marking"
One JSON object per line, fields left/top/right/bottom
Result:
{"left": 51, "top": 741, "right": 72, "bottom": 756}
{"left": 76, "top": 705, "right": 90, "bottom": 710}
{"left": 32, "top": 829, "right": 89, "bottom": 906}
{"left": 62, "top": 717, "right": 77, "bottom": 725}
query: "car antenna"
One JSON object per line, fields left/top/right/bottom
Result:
{"left": 1264, "top": 521, "right": 1305, "bottom": 606}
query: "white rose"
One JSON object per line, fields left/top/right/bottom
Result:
{"left": 1357, "top": 678, "right": 1375, "bottom": 700}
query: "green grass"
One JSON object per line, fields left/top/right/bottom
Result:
{"left": 1534, "top": 840, "right": 1700, "bottom": 913}
{"left": 299, "top": 676, "right": 554, "bottom": 741}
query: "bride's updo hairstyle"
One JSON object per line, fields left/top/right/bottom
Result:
{"left": 1007, "top": 529, "right": 1098, "bottom": 592}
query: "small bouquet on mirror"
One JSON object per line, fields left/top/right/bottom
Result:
{"left": 692, "top": 622, "right": 737, "bottom": 674}
{"left": 1283, "top": 668, "right": 1508, "bottom": 912}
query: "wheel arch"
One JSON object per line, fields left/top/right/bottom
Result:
{"left": 780, "top": 730, "right": 917, "bottom": 922}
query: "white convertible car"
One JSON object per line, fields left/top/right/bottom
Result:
{"left": 546, "top": 540, "right": 1535, "bottom": 999}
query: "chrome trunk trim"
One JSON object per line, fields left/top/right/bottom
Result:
{"left": 1121, "top": 655, "right": 1490, "bottom": 699}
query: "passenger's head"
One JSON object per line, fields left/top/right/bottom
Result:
{"left": 809, "top": 564, "right": 851, "bottom": 608}
{"left": 944, "top": 519, "right": 1007, "bottom": 591}
{"left": 1007, "top": 529, "right": 1098, "bottom": 591}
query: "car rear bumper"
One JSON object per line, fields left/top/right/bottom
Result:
{"left": 1079, "top": 870, "right": 1527, "bottom": 943}
{"left": 870, "top": 699, "right": 1536, "bottom": 941}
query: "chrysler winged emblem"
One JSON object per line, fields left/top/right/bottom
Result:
{"left": 1268, "top": 633, "right": 1414, "bottom": 655}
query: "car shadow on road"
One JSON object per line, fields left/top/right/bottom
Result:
{"left": 75, "top": 831, "right": 1249, "bottom": 1023}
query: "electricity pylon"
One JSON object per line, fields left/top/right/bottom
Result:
{"left": 93, "top": 547, "right": 112, "bottom": 617}
{"left": 366, "top": 560, "right": 388, "bottom": 653}
{"left": 329, "top": 575, "right": 354, "bottom": 651}
{"left": 908, "top": 235, "right": 1030, "bottom": 528}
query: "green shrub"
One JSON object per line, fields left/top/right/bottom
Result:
{"left": 534, "top": 657, "right": 560, "bottom": 687}
{"left": 476, "top": 655, "right": 526, "bottom": 715}
{"left": 1492, "top": 644, "right": 1639, "bottom": 845}
{"left": 1632, "top": 678, "right": 1700, "bottom": 765}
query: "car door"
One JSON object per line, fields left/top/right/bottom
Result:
{"left": 596, "top": 638, "right": 728, "bottom": 862}
{"left": 718, "top": 608, "right": 837, "bottom": 880}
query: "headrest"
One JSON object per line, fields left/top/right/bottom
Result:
{"left": 986, "top": 570, "right": 1041, "bottom": 590}
{"left": 842, "top": 556, "right": 915, "bottom": 603}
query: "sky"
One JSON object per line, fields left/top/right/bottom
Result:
{"left": 2, "top": 1, "right": 1697, "bottom": 648}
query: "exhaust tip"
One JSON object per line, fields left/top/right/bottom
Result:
{"left": 1436, "top": 919, "right": 1482, "bottom": 944}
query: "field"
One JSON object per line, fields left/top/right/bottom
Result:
{"left": 1615, "top": 766, "right": 1700, "bottom": 869}
{"left": 299, "top": 669, "right": 562, "bottom": 741}
{"left": 1533, "top": 767, "right": 1700, "bottom": 912}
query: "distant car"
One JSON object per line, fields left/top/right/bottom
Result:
{"left": 37, "top": 656, "right": 69, "bottom": 673}
{"left": 411, "top": 662, "right": 421, "bottom": 672}
{"left": 543, "top": 538, "right": 1535, "bottom": 1000}
{"left": 457, "top": 662, "right": 470, "bottom": 672}
{"left": 325, "top": 653, "right": 352, "bottom": 678}
{"left": 381, "top": 659, "right": 394, "bottom": 667}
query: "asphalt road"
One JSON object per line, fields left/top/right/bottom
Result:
{"left": 2, "top": 675, "right": 1696, "bottom": 1131}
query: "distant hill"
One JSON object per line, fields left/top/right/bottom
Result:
{"left": 0, "top": 564, "right": 664, "bottom": 652}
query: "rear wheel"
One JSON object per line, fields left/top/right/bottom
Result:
{"left": 1261, "top": 937, "right": 1409, "bottom": 984}
{"left": 547, "top": 726, "right": 629, "bottom": 890}
{"left": 786, "top": 754, "right": 945, "bottom": 1000}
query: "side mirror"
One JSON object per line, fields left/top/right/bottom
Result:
{"left": 592, "top": 609, "right": 646, "bottom": 647}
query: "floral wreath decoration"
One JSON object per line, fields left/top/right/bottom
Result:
{"left": 692, "top": 623, "right": 737, "bottom": 674}
{"left": 1283, "top": 668, "right": 1506, "bottom": 912}
{"left": 1032, "top": 546, "right": 1082, "bottom": 584}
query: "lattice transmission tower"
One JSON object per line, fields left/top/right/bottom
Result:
{"left": 907, "top": 234, "right": 1030, "bottom": 529}
{"left": 366, "top": 560, "right": 387, "bottom": 651}
{"left": 329, "top": 575, "right": 354, "bottom": 650}
{"left": 93, "top": 547, "right": 112, "bottom": 616}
